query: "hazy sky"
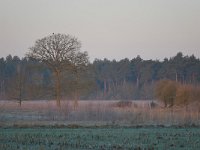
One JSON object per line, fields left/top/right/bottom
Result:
{"left": 0, "top": 0, "right": 200, "bottom": 61}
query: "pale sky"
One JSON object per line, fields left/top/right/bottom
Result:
{"left": 0, "top": 0, "right": 200, "bottom": 61}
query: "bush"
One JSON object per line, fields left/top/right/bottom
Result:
{"left": 116, "top": 101, "right": 132, "bottom": 108}
{"left": 175, "top": 85, "right": 192, "bottom": 106}
{"left": 155, "top": 80, "right": 177, "bottom": 107}
{"left": 155, "top": 79, "right": 200, "bottom": 108}
{"left": 176, "top": 85, "right": 200, "bottom": 107}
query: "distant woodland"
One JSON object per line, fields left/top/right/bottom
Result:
{"left": 0, "top": 52, "right": 200, "bottom": 101}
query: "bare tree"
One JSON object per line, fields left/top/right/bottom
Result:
{"left": 27, "top": 33, "right": 88, "bottom": 107}
{"left": 8, "top": 63, "right": 26, "bottom": 106}
{"left": 70, "top": 51, "right": 89, "bottom": 109}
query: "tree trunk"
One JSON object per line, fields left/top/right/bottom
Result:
{"left": 103, "top": 79, "right": 107, "bottom": 97}
{"left": 136, "top": 76, "right": 139, "bottom": 88}
{"left": 74, "top": 90, "right": 79, "bottom": 110}
{"left": 55, "top": 70, "right": 61, "bottom": 107}
{"left": 19, "top": 98, "right": 22, "bottom": 107}
{"left": 74, "top": 73, "right": 79, "bottom": 110}
{"left": 19, "top": 84, "right": 22, "bottom": 107}
{"left": 18, "top": 64, "right": 22, "bottom": 107}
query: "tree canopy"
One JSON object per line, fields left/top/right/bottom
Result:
{"left": 27, "top": 33, "right": 88, "bottom": 107}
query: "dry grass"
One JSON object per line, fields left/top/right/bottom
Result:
{"left": 0, "top": 100, "right": 199, "bottom": 127}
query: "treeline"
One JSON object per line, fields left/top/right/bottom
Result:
{"left": 0, "top": 52, "right": 200, "bottom": 101}
{"left": 0, "top": 55, "right": 93, "bottom": 101}
{"left": 92, "top": 52, "right": 200, "bottom": 100}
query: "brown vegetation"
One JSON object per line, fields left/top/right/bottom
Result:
{"left": 115, "top": 101, "right": 132, "bottom": 108}
{"left": 0, "top": 100, "right": 200, "bottom": 127}
{"left": 155, "top": 79, "right": 200, "bottom": 108}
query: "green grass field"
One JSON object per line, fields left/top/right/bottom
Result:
{"left": 0, "top": 127, "right": 200, "bottom": 150}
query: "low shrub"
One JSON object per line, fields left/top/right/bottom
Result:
{"left": 115, "top": 101, "right": 132, "bottom": 108}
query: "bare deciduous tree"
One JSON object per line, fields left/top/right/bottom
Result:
{"left": 27, "top": 33, "right": 88, "bottom": 107}
{"left": 8, "top": 63, "right": 26, "bottom": 106}
{"left": 70, "top": 51, "right": 89, "bottom": 109}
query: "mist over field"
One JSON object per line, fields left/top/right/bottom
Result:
{"left": 0, "top": 99, "right": 200, "bottom": 127}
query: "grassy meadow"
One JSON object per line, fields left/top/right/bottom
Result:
{"left": 1, "top": 100, "right": 200, "bottom": 150}
{"left": 1, "top": 127, "right": 200, "bottom": 150}
{"left": 0, "top": 100, "right": 200, "bottom": 127}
